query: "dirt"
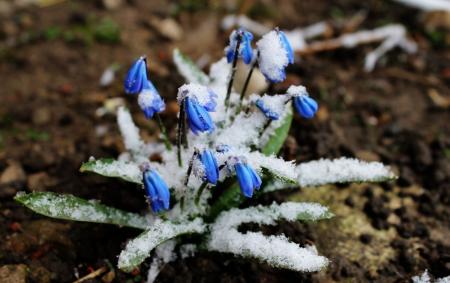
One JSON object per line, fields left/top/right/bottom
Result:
{"left": 0, "top": 0, "right": 449, "bottom": 282}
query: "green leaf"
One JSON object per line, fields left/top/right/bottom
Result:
{"left": 208, "top": 110, "right": 294, "bottom": 219}
{"left": 80, "top": 158, "right": 142, "bottom": 184}
{"left": 118, "top": 218, "right": 205, "bottom": 272}
{"left": 262, "top": 108, "right": 293, "bottom": 155}
{"left": 173, "top": 49, "right": 209, "bottom": 84}
{"left": 14, "top": 192, "right": 148, "bottom": 229}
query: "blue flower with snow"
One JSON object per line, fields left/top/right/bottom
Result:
{"left": 287, "top": 85, "right": 318, "bottom": 119}
{"left": 178, "top": 83, "right": 217, "bottom": 135}
{"left": 142, "top": 167, "right": 170, "bottom": 213}
{"left": 138, "top": 88, "right": 165, "bottom": 119}
{"left": 198, "top": 149, "right": 219, "bottom": 185}
{"left": 232, "top": 158, "right": 262, "bottom": 198}
{"left": 225, "top": 29, "right": 254, "bottom": 65}
{"left": 124, "top": 56, "right": 149, "bottom": 94}
{"left": 256, "top": 29, "right": 294, "bottom": 83}
{"left": 185, "top": 97, "right": 215, "bottom": 134}
{"left": 255, "top": 99, "right": 280, "bottom": 120}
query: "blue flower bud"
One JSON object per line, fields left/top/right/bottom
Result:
{"left": 256, "top": 29, "right": 294, "bottom": 83}
{"left": 255, "top": 99, "right": 280, "bottom": 120}
{"left": 138, "top": 88, "right": 165, "bottom": 119}
{"left": 124, "top": 56, "right": 148, "bottom": 94}
{"left": 198, "top": 149, "right": 219, "bottom": 185}
{"left": 225, "top": 29, "right": 254, "bottom": 65}
{"left": 235, "top": 161, "right": 262, "bottom": 198}
{"left": 278, "top": 30, "right": 294, "bottom": 64}
{"left": 185, "top": 97, "right": 215, "bottom": 135}
{"left": 143, "top": 168, "right": 170, "bottom": 213}
{"left": 293, "top": 95, "right": 318, "bottom": 119}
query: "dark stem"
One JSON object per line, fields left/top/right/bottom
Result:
{"left": 260, "top": 119, "right": 272, "bottom": 136}
{"left": 177, "top": 99, "right": 186, "bottom": 166}
{"left": 225, "top": 33, "right": 243, "bottom": 111}
{"left": 155, "top": 113, "right": 172, "bottom": 151}
{"left": 236, "top": 53, "right": 259, "bottom": 115}
{"left": 184, "top": 149, "right": 199, "bottom": 186}
{"left": 195, "top": 182, "right": 209, "bottom": 205}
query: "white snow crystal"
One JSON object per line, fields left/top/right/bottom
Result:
{"left": 207, "top": 202, "right": 331, "bottom": 272}
{"left": 256, "top": 30, "right": 289, "bottom": 82}
{"left": 297, "top": 157, "right": 396, "bottom": 187}
{"left": 117, "top": 107, "right": 144, "bottom": 154}
{"left": 177, "top": 83, "right": 214, "bottom": 107}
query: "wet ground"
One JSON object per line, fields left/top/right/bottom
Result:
{"left": 0, "top": 0, "right": 449, "bottom": 282}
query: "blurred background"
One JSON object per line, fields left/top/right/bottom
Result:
{"left": 0, "top": 0, "right": 449, "bottom": 282}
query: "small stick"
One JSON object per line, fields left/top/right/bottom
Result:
{"left": 236, "top": 53, "right": 259, "bottom": 115}
{"left": 195, "top": 182, "right": 209, "bottom": 205}
{"left": 72, "top": 267, "right": 107, "bottom": 283}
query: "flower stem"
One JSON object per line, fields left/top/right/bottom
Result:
{"left": 184, "top": 149, "right": 199, "bottom": 186}
{"left": 236, "top": 53, "right": 258, "bottom": 115}
{"left": 177, "top": 99, "right": 186, "bottom": 167}
{"left": 155, "top": 113, "right": 172, "bottom": 151}
{"left": 195, "top": 181, "right": 208, "bottom": 205}
{"left": 225, "top": 33, "right": 242, "bottom": 111}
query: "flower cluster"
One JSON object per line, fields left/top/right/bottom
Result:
{"left": 121, "top": 28, "right": 320, "bottom": 213}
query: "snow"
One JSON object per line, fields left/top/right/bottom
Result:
{"left": 207, "top": 202, "right": 331, "bottom": 272}
{"left": 118, "top": 218, "right": 205, "bottom": 271}
{"left": 287, "top": 85, "right": 308, "bottom": 97}
{"left": 177, "top": 83, "right": 215, "bottom": 108}
{"left": 173, "top": 49, "right": 210, "bottom": 84}
{"left": 83, "top": 158, "right": 142, "bottom": 184}
{"left": 246, "top": 151, "right": 297, "bottom": 182}
{"left": 256, "top": 30, "right": 289, "bottom": 82}
{"left": 117, "top": 107, "right": 144, "bottom": 154}
{"left": 297, "top": 157, "right": 396, "bottom": 187}
{"left": 146, "top": 240, "right": 177, "bottom": 283}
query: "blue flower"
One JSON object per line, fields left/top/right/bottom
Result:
{"left": 198, "top": 149, "right": 219, "bottom": 185}
{"left": 256, "top": 30, "right": 294, "bottom": 83}
{"left": 278, "top": 30, "right": 294, "bottom": 64}
{"left": 255, "top": 99, "right": 280, "bottom": 120}
{"left": 138, "top": 88, "right": 165, "bottom": 119}
{"left": 293, "top": 95, "right": 318, "bottom": 119}
{"left": 124, "top": 56, "right": 149, "bottom": 94}
{"left": 143, "top": 168, "right": 170, "bottom": 213}
{"left": 185, "top": 97, "right": 215, "bottom": 134}
{"left": 225, "top": 29, "right": 254, "bottom": 65}
{"left": 235, "top": 161, "right": 262, "bottom": 198}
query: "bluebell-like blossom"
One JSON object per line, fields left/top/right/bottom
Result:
{"left": 138, "top": 88, "right": 165, "bottom": 119}
{"left": 216, "top": 144, "right": 230, "bottom": 153}
{"left": 256, "top": 29, "right": 294, "bottom": 83}
{"left": 293, "top": 95, "right": 318, "bottom": 119}
{"left": 124, "top": 56, "right": 148, "bottom": 94}
{"left": 185, "top": 96, "right": 215, "bottom": 134}
{"left": 142, "top": 168, "right": 170, "bottom": 213}
{"left": 225, "top": 29, "right": 254, "bottom": 65}
{"left": 202, "top": 89, "right": 218, "bottom": 112}
{"left": 255, "top": 99, "right": 280, "bottom": 120}
{"left": 287, "top": 85, "right": 318, "bottom": 119}
{"left": 234, "top": 160, "right": 262, "bottom": 198}
{"left": 278, "top": 30, "right": 294, "bottom": 64}
{"left": 198, "top": 149, "right": 219, "bottom": 185}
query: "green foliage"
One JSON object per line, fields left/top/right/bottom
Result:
{"left": 15, "top": 192, "right": 148, "bottom": 229}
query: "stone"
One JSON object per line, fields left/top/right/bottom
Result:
{"left": 1, "top": 161, "right": 26, "bottom": 185}
{"left": 27, "top": 172, "right": 57, "bottom": 192}
{"left": 0, "top": 264, "right": 28, "bottom": 283}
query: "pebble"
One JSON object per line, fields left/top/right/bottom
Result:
{"left": 27, "top": 172, "right": 56, "bottom": 192}
{"left": 32, "top": 107, "right": 51, "bottom": 126}
{"left": 0, "top": 161, "right": 26, "bottom": 187}
{"left": 0, "top": 264, "right": 27, "bottom": 283}
{"left": 102, "top": 0, "right": 123, "bottom": 10}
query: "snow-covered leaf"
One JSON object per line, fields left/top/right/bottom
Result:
{"left": 297, "top": 157, "right": 397, "bottom": 187}
{"left": 117, "top": 107, "right": 144, "bottom": 152}
{"left": 118, "top": 218, "right": 205, "bottom": 272}
{"left": 80, "top": 158, "right": 142, "bottom": 184}
{"left": 262, "top": 108, "right": 292, "bottom": 155}
{"left": 207, "top": 202, "right": 332, "bottom": 272}
{"left": 14, "top": 192, "right": 148, "bottom": 229}
{"left": 173, "top": 49, "right": 209, "bottom": 85}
